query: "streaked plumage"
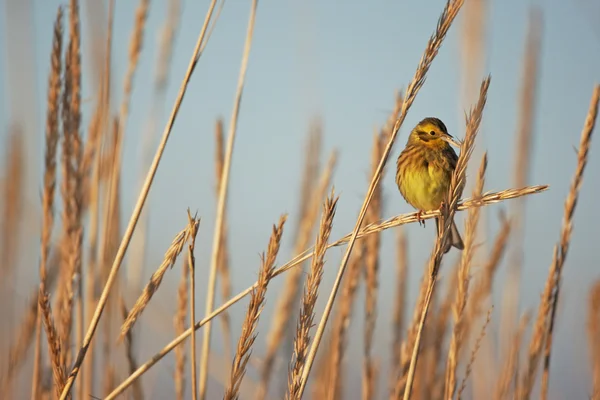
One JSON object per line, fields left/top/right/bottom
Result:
{"left": 396, "top": 117, "right": 464, "bottom": 253}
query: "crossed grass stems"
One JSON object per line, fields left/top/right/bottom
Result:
{"left": 13, "top": 0, "right": 598, "bottom": 398}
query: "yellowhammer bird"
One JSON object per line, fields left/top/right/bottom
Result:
{"left": 396, "top": 117, "right": 464, "bottom": 253}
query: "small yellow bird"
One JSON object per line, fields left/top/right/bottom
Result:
{"left": 396, "top": 117, "right": 464, "bottom": 253}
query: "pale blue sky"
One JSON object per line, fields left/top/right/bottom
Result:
{"left": 1, "top": 0, "right": 600, "bottom": 398}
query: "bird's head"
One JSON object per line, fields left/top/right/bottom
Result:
{"left": 407, "top": 117, "right": 461, "bottom": 149}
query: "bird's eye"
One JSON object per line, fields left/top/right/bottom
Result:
{"left": 429, "top": 130, "right": 436, "bottom": 136}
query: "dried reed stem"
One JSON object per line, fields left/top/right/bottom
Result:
{"left": 127, "top": 0, "right": 181, "bottom": 300}
{"left": 187, "top": 213, "right": 200, "bottom": 400}
{"left": 298, "top": 1, "right": 467, "bottom": 397}
{"left": 588, "top": 282, "right": 600, "bottom": 400}
{"left": 327, "top": 245, "right": 365, "bottom": 400}
{"left": 224, "top": 216, "right": 287, "bottom": 400}
{"left": 496, "top": 312, "right": 530, "bottom": 399}
{"left": 104, "top": 181, "right": 548, "bottom": 400}
{"left": 214, "top": 118, "right": 233, "bottom": 369}
{"left": 119, "top": 299, "right": 144, "bottom": 400}
{"left": 83, "top": 2, "right": 114, "bottom": 395}
{"left": 389, "top": 228, "right": 408, "bottom": 397}
{"left": 444, "top": 153, "right": 487, "bottom": 399}
{"left": 539, "top": 84, "right": 600, "bottom": 399}
{"left": 32, "top": 7, "right": 63, "bottom": 399}
{"left": 403, "top": 76, "right": 489, "bottom": 400}
{"left": 501, "top": 7, "right": 542, "bottom": 355}
{"left": 174, "top": 259, "right": 189, "bottom": 400}
{"left": 467, "top": 213, "right": 511, "bottom": 323}
{"left": 363, "top": 131, "right": 386, "bottom": 400}
{"left": 40, "top": 291, "right": 68, "bottom": 399}
{"left": 287, "top": 193, "right": 338, "bottom": 400}
{"left": 457, "top": 306, "right": 493, "bottom": 399}
{"left": 58, "top": 0, "right": 221, "bottom": 394}
{"left": 199, "top": 1, "right": 258, "bottom": 398}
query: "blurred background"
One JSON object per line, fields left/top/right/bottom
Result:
{"left": 1, "top": 0, "right": 599, "bottom": 398}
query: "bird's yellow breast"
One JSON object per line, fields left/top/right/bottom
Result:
{"left": 397, "top": 149, "right": 453, "bottom": 212}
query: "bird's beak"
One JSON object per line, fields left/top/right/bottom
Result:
{"left": 441, "top": 133, "right": 462, "bottom": 148}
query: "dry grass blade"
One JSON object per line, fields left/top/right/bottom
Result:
{"left": 120, "top": 298, "right": 144, "bottom": 400}
{"left": 214, "top": 118, "right": 233, "bottom": 370}
{"left": 496, "top": 312, "right": 530, "bottom": 399}
{"left": 103, "top": 182, "right": 548, "bottom": 400}
{"left": 521, "top": 85, "right": 599, "bottom": 400}
{"left": 588, "top": 281, "right": 600, "bottom": 400}
{"left": 458, "top": 306, "right": 493, "bottom": 399}
{"left": 389, "top": 228, "right": 408, "bottom": 397}
{"left": 287, "top": 192, "right": 338, "bottom": 400}
{"left": 120, "top": 223, "right": 195, "bottom": 339}
{"left": 539, "top": 84, "right": 599, "bottom": 399}
{"left": 186, "top": 212, "right": 201, "bottom": 400}
{"left": 467, "top": 213, "right": 511, "bottom": 322}
{"left": 298, "top": 1, "right": 466, "bottom": 396}
{"left": 327, "top": 244, "right": 365, "bottom": 400}
{"left": 224, "top": 215, "right": 287, "bottom": 400}
{"left": 502, "top": 6, "right": 542, "bottom": 358}
{"left": 174, "top": 259, "right": 189, "bottom": 400}
{"left": 363, "top": 130, "right": 387, "bottom": 400}
{"left": 444, "top": 153, "right": 487, "bottom": 399}
{"left": 403, "top": 76, "right": 490, "bottom": 400}
{"left": 58, "top": 0, "right": 221, "bottom": 394}
{"left": 39, "top": 291, "right": 68, "bottom": 399}
{"left": 199, "top": 0, "right": 258, "bottom": 397}
{"left": 32, "top": 7, "right": 63, "bottom": 399}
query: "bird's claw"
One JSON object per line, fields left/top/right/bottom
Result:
{"left": 416, "top": 210, "right": 426, "bottom": 227}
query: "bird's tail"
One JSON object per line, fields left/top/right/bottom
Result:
{"left": 435, "top": 218, "right": 465, "bottom": 253}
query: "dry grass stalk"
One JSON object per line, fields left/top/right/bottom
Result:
{"left": 224, "top": 216, "right": 287, "bottom": 400}
{"left": 62, "top": 0, "right": 85, "bottom": 374}
{"left": 1, "top": 122, "right": 25, "bottom": 286}
{"left": 457, "top": 306, "right": 493, "bottom": 399}
{"left": 57, "top": 33, "right": 75, "bottom": 365}
{"left": 186, "top": 212, "right": 201, "bottom": 400}
{"left": 214, "top": 118, "right": 233, "bottom": 369}
{"left": 287, "top": 193, "right": 338, "bottom": 400}
{"left": 422, "top": 261, "right": 459, "bottom": 400}
{"left": 174, "top": 259, "right": 189, "bottom": 400}
{"left": 39, "top": 291, "right": 68, "bottom": 399}
{"left": 389, "top": 228, "right": 408, "bottom": 397}
{"left": 521, "top": 85, "right": 599, "bottom": 400}
{"left": 363, "top": 129, "right": 387, "bottom": 400}
{"left": 298, "top": 2, "right": 467, "bottom": 397}
{"left": 496, "top": 312, "right": 530, "bottom": 399}
{"left": 444, "top": 153, "right": 487, "bottom": 399}
{"left": 327, "top": 244, "right": 365, "bottom": 400}
{"left": 539, "top": 84, "right": 600, "bottom": 399}
{"left": 127, "top": 0, "right": 181, "bottom": 303}
{"left": 588, "top": 282, "right": 600, "bottom": 400}
{"left": 199, "top": 0, "right": 257, "bottom": 397}
{"left": 119, "top": 298, "right": 144, "bottom": 400}
{"left": 120, "top": 221, "right": 197, "bottom": 339}
{"left": 393, "top": 261, "right": 436, "bottom": 399}
{"left": 32, "top": 8, "right": 63, "bottom": 399}
{"left": 104, "top": 181, "right": 548, "bottom": 400}
{"left": 104, "top": 0, "right": 149, "bottom": 334}
{"left": 83, "top": 10, "right": 114, "bottom": 398}
{"left": 501, "top": 6, "right": 542, "bottom": 355}
{"left": 258, "top": 124, "right": 337, "bottom": 400}
{"left": 403, "top": 76, "right": 489, "bottom": 400}
{"left": 467, "top": 213, "right": 511, "bottom": 323}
